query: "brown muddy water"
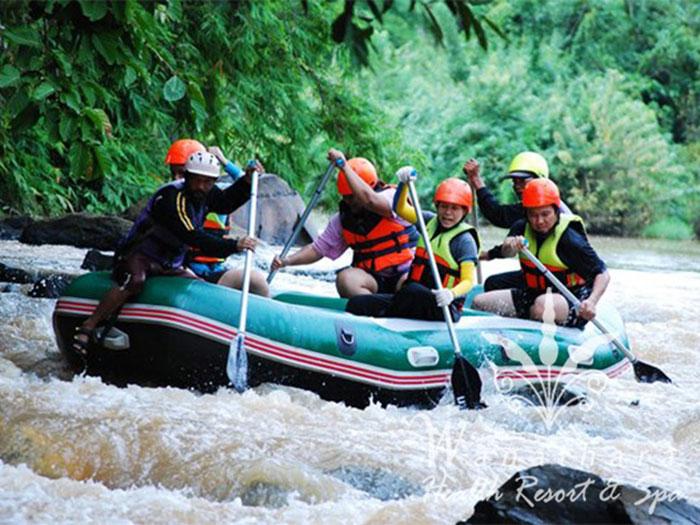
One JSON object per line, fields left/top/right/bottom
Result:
{"left": 1, "top": 230, "right": 699, "bottom": 524}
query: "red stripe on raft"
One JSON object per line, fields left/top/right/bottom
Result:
{"left": 56, "top": 299, "right": 631, "bottom": 385}
{"left": 55, "top": 300, "right": 449, "bottom": 386}
{"left": 244, "top": 338, "right": 448, "bottom": 386}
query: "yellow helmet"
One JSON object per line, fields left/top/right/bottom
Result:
{"left": 507, "top": 151, "right": 549, "bottom": 179}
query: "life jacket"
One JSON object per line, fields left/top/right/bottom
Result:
{"left": 189, "top": 212, "right": 229, "bottom": 264}
{"left": 408, "top": 217, "right": 480, "bottom": 311}
{"left": 519, "top": 214, "right": 588, "bottom": 293}
{"left": 339, "top": 187, "right": 418, "bottom": 274}
{"left": 118, "top": 179, "right": 206, "bottom": 268}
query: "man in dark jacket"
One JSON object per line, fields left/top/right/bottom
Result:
{"left": 463, "top": 152, "right": 571, "bottom": 291}
{"left": 71, "top": 151, "right": 262, "bottom": 354}
{"left": 472, "top": 179, "right": 609, "bottom": 329}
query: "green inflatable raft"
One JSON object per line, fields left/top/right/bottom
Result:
{"left": 53, "top": 272, "right": 630, "bottom": 408}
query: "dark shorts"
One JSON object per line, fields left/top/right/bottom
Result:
{"left": 484, "top": 270, "right": 524, "bottom": 292}
{"left": 112, "top": 252, "right": 199, "bottom": 290}
{"left": 511, "top": 285, "right": 592, "bottom": 329}
{"left": 346, "top": 282, "right": 460, "bottom": 322}
{"left": 187, "top": 261, "right": 228, "bottom": 284}
{"left": 337, "top": 266, "right": 406, "bottom": 294}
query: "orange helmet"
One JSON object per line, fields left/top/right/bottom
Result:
{"left": 522, "top": 178, "right": 561, "bottom": 208}
{"left": 164, "top": 139, "right": 205, "bottom": 165}
{"left": 337, "top": 157, "right": 378, "bottom": 195}
{"left": 434, "top": 178, "right": 472, "bottom": 210}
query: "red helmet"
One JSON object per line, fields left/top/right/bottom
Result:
{"left": 434, "top": 178, "right": 472, "bottom": 210}
{"left": 522, "top": 178, "right": 561, "bottom": 208}
{"left": 337, "top": 157, "right": 378, "bottom": 196}
{"left": 164, "top": 139, "right": 205, "bottom": 165}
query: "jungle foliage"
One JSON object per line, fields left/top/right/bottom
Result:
{"left": 361, "top": 0, "right": 700, "bottom": 237}
{"left": 1, "top": 0, "right": 699, "bottom": 239}
{"left": 0, "top": 0, "right": 416, "bottom": 216}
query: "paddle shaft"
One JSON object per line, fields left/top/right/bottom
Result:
{"left": 267, "top": 162, "right": 336, "bottom": 284}
{"left": 468, "top": 181, "right": 483, "bottom": 284}
{"left": 519, "top": 246, "right": 637, "bottom": 364}
{"left": 406, "top": 181, "right": 463, "bottom": 357}
{"left": 238, "top": 170, "right": 259, "bottom": 333}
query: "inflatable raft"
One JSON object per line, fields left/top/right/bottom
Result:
{"left": 53, "top": 272, "right": 630, "bottom": 408}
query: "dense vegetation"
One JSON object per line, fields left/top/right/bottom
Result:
{"left": 1, "top": 0, "right": 698, "bottom": 239}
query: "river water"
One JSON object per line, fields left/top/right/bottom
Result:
{"left": 1, "top": 229, "right": 699, "bottom": 524}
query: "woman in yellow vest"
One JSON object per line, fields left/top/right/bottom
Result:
{"left": 346, "top": 171, "right": 479, "bottom": 322}
{"left": 472, "top": 179, "right": 610, "bottom": 328}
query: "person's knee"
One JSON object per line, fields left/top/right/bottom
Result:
{"left": 336, "top": 268, "right": 375, "bottom": 298}
{"left": 529, "top": 300, "right": 545, "bottom": 320}
{"left": 530, "top": 294, "right": 566, "bottom": 323}
{"left": 250, "top": 271, "right": 270, "bottom": 297}
{"left": 471, "top": 293, "right": 487, "bottom": 310}
{"left": 121, "top": 272, "right": 146, "bottom": 296}
{"left": 217, "top": 269, "right": 241, "bottom": 288}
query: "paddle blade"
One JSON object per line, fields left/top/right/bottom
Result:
{"left": 633, "top": 360, "right": 672, "bottom": 384}
{"left": 226, "top": 334, "right": 248, "bottom": 393}
{"left": 451, "top": 355, "right": 486, "bottom": 410}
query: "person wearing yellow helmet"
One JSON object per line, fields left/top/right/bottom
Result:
{"left": 464, "top": 152, "right": 572, "bottom": 293}
{"left": 271, "top": 147, "right": 418, "bottom": 298}
{"left": 346, "top": 169, "right": 480, "bottom": 322}
{"left": 472, "top": 179, "right": 609, "bottom": 328}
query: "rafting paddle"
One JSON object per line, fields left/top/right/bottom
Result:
{"left": 405, "top": 174, "right": 485, "bottom": 409}
{"left": 520, "top": 246, "right": 672, "bottom": 384}
{"left": 267, "top": 161, "right": 336, "bottom": 284}
{"left": 468, "top": 180, "right": 483, "bottom": 285}
{"left": 226, "top": 167, "right": 260, "bottom": 392}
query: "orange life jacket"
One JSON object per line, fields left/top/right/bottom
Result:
{"left": 190, "top": 212, "right": 229, "bottom": 264}
{"left": 339, "top": 188, "right": 418, "bottom": 274}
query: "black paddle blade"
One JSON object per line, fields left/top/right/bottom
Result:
{"left": 633, "top": 360, "right": 672, "bottom": 384}
{"left": 451, "top": 355, "right": 486, "bottom": 410}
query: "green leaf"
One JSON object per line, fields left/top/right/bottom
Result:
{"left": 124, "top": 66, "right": 137, "bottom": 88}
{"left": 61, "top": 88, "right": 82, "bottom": 113}
{"left": 33, "top": 81, "right": 55, "bottom": 100}
{"left": 7, "top": 90, "right": 29, "bottom": 118}
{"left": 12, "top": 104, "right": 40, "bottom": 133}
{"left": 81, "top": 83, "right": 97, "bottom": 106}
{"left": 91, "top": 33, "right": 121, "bottom": 65}
{"left": 69, "top": 142, "right": 93, "bottom": 180}
{"left": 59, "top": 116, "right": 77, "bottom": 142}
{"left": 0, "top": 65, "right": 21, "bottom": 88}
{"left": 163, "top": 75, "right": 186, "bottom": 102}
{"left": 94, "top": 145, "right": 110, "bottom": 176}
{"left": 52, "top": 48, "right": 73, "bottom": 76}
{"left": 2, "top": 26, "right": 41, "bottom": 48}
{"left": 79, "top": 0, "right": 108, "bottom": 21}
{"left": 83, "top": 107, "right": 111, "bottom": 134}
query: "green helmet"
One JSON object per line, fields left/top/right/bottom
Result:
{"left": 507, "top": 152, "right": 549, "bottom": 179}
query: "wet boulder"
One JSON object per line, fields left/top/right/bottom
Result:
{"left": 81, "top": 249, "right": 115, "bottom": 271}
{"left": 0, "top": 262, "right": 35, "bottom": 284}
{"left": 20, "top": 213, "right": 133, "bottom": 251}
{"left": 0, "top": 216, "right": 33, "bottom": 240}
{"left": 28, "top": 274, "right": 74, "bottom": 298}
{"left": 230, "top": 174, "right": 319, "bottom": 245}
{"left": 462, "top": 463, "right": 699, "bottom": 524}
